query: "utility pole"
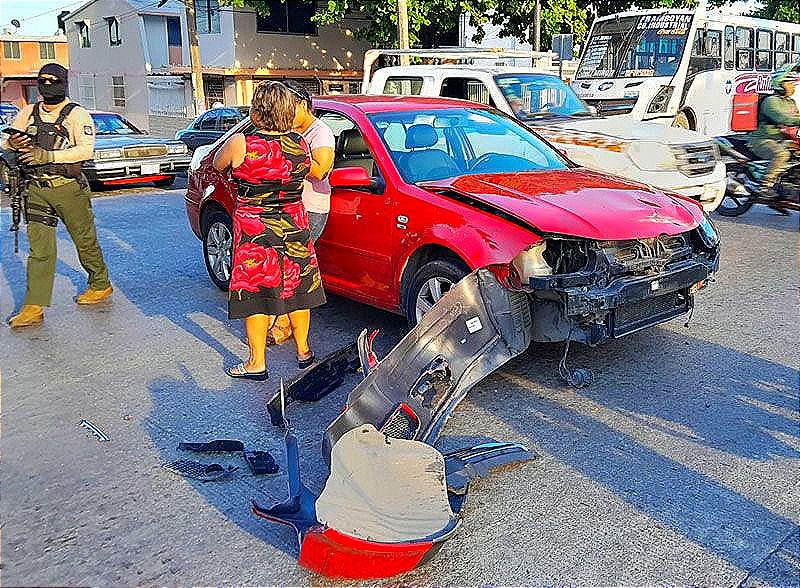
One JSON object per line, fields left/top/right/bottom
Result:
{"left": 397, "top": 0, "right": 410, "bottom": 66}
{"left": 533, "top": 0, "right": 541, "bottom": 52}
{"left": 185, "top": 0, "right": 206, "bottom": 115}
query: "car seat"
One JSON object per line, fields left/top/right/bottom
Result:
{"left": 398, "top": 124, "right": 461, "bottom": 182}
{"left": 335, "top": 129, "right": 374, "bottom": 175}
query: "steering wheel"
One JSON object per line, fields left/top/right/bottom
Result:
{"left": 469, "top": 152, "right": 535, "bottom": 174}
{"left": 469, "top": 153, "right": 499, "bottom": 173}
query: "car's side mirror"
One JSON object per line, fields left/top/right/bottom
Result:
{"left": 330, "top": 166, "right": 374, "bottom": 190}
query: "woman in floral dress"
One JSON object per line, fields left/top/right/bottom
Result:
{"left": 212, "top": 81, "right": 326, "bottom": 380}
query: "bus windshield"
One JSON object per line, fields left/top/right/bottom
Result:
{"left": 576, "top": 13, "right": 693, "bottom": 79}
{"left": 495, "top": 74, "right": 592, "bottom": 118}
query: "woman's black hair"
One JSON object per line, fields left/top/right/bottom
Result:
{"left": 283, "top": 80, "right": 313, "bottom": 112}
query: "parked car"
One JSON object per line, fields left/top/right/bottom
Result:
{"left": 364, "top": 49, "right": 727, "bottom": 211}
{"left": 1, "top": 110, "right": 191, "bottom": 189}
{"left": 84, "top": 112, "right": 190, "bottom": 188}
{"left": 175, "top": 106, "right": 249, "bottom": 152}
{"left": 0, "top": 102, "right": 20, "bottom": 122}
{"left": 185, "top": 96, "right": 719, "bottom": 344}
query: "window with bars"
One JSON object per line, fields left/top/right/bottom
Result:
{"left": 112, "top": 76, "right": 126, "bottom": 107}
{"left": 77, "top": 21, "right": 91, "bottom": 47}
{"left": 80, "top": 75, "right": 96, "bottom": 109}
{"left": 106, "top": 17, "right": 121, "bottom": 46}
{"left": 39, "top": 42, "right": 56, "bottom": 59}
{"left": 3, "top": 41, "right": 21, "bottom": 59}
{"left": 256, "top": 0, "right": 317, "bottom": 35}
{"left": 196, "top": 0, "right": 220, "bottom": 34}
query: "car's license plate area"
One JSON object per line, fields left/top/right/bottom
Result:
{"left": 611, "top": 290, "right": 689, "bottom": 337}
{"left": 141, "top": 162, "right": 160, "bottom": 175}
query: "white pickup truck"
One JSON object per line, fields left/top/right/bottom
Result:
{"left": 363, "top": 48, "right": 726, "bottom": 211}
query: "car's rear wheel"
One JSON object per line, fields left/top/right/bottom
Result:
{"left": 404, "top": 259, "right": 469, "bottom": 326}
{"left": 153, "top": 176, "right": 176, "bottom": 188}
{"left": 203, "top": 210, "right": 233, "bottom": 290}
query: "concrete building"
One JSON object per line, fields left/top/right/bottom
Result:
{"left": 65, "top": 0, "right": 369, "bottom": 134}
{"left": 1, "top": 34, "right": 69, "bottom": 107}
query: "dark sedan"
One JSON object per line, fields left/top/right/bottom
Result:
{"left": 175, "top": 106, "right": 249, "bottom": 152}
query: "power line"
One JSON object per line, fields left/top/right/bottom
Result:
{"left": 16, "top": 0, "right": 85, "bottom": 24}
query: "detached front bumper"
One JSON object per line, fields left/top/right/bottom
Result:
{"left": 529, "top": 251, "right": 719, "bottom": 345}
{"left": 83, "top": 155, "right": 191, "bottom": 182}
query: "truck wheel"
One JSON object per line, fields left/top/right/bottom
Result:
{"left": 673, "top": 110, "right": 694, "bottom": 130}
{"left": 404, "top": 259, "right": 469, "bottom": 326}
{"left": 154, "top": 176, "right": 176, "bottom": 188}
{"left": 202, "top": 209, "right": 233, "bottom": 290}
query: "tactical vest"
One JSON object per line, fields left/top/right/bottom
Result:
{"left": 25, "top": 103, "right": 84, "bottom": 179}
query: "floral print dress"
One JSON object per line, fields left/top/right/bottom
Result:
{"left": 228, "top": 130, "right": 326, "bottom": 319}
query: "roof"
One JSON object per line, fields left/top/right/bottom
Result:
{"left": 314, "top": 95, "right": 488, "bottom": 114}
{"left": 373, "top": 65, "right": 557, "bottom": 76}
{"left": 0, "top": 34, "right": 68, "bottom": 42}
{"left": 68, "top": 0, "right": 183, "bottom": 20}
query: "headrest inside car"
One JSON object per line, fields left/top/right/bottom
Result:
{"left": 405, "top": 124, "right": 438, "bottom": 150}
{"left": 338, "top": 129, "right": 370, "bottom": 158}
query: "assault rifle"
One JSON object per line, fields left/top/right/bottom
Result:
{"left": 2, "top": 151, "right": 27, "bottom": 254}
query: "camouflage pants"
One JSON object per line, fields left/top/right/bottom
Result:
{"left": 748, "top": 138, "right": 793, "bottom": 189}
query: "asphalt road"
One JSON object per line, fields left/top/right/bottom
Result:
{"left": 1, "top": 185, "right": 798, "bottom": 586}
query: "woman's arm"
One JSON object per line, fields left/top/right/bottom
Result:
{"left": 307, "top": 146, "right": 335, "bottom": 181}
{"left": 212, "top": 133, "right": 246, "bottom": 171}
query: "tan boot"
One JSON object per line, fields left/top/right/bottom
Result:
{"left": 76, "top": 286, "right": 113, "bottom": 305}
{"left": 9, "top": 305, "right": 44, "bottom": 329}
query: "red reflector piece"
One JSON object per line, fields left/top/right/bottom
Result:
{"left": 102, "top": 175, "right": 171, "bottom": 186}
{"left": 298, "top": 527, "right": 433, "bottom": 580}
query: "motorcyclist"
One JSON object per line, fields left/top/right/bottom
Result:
{"left": 747, "top": 65, "right": 800, "bottom": 198}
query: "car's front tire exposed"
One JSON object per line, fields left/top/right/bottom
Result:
{"left": 404, "top": 259, "right": 469, "bottom": 326}
{"left": 203, "top": 209, "right": 233, "bottom": 291}
{"left": 154, "top": 176, "right": 176, "bottom": 188}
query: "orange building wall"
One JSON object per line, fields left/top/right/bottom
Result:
{"left": 1, "top": 39, "right": 69, "bottom": 107}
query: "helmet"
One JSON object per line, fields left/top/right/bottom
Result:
{"left": 772, "top": 64, "right": 799, "bottom": 93}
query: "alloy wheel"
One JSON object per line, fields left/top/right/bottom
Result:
{"left": 206, "top": 221, "right": 232, "bottom": 282}
{"left": 415, "top": 276, "right": 454, "bottom": 322}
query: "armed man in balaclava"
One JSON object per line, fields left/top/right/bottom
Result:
{"left": 2, "top": 63, "right": 112, "bottom": 329}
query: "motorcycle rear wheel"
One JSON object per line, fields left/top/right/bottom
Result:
{"left": 717, "top": 191, "right": 754, "bottom": 217}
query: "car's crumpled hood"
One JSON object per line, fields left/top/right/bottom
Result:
{"left": 420, "top": 169, "right": 702, "bottom": 241}
{"left": 94, "top": 135, "right": 182, "bottom": 148}
{"left": 533, "top": 115, "right": 707, "bottom": 144}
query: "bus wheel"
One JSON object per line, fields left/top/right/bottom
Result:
{"left": 672, "top": 110, "right": 694, "bottom": 130}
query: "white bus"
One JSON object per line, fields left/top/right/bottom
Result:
{"left": 571, "top": 9, "right": 800, "bottom": 136}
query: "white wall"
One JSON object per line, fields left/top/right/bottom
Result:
{"left": 198, "top": 9, "right": 235, "bottom": 68}
{"left": 67, "top": 0, "right": 149, "bottom": 128}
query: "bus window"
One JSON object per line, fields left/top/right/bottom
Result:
{"left": 689, "top": 29, "right": 722, "bottom": 76}
{"left": 724, "top": 26, "right": 735, "bottom": 69}
{"left": 792, "top": 34, "right": 800, "bottom": 64}
{"left": 736, "top": 27, "right": 754, "bottom": 70}
{"left": 774, "top": 32, "right": 789, "bottom": 68}
{"left": 756, "top": 29, "right": 772, "bottom": 71}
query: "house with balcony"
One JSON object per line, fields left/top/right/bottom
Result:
{"left": 1, "top": 33, "right": 69, "bottom": 107}
{"left": 65, "top": 0, "right": 370, "bottom": 134}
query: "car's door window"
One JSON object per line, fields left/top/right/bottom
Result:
{"left": 318, "top": 110, "right": 377, "bottom": 175}
{"left": 198, "top": 111, "right": 219, "bottom": 130}
{"left": 219, "top": 108, "right": 241, "bottom": 131}
{"left": 383, "top": 77, "right": 424, "bottom": 95}
{"left": 440, "top": 77, "right": 495, "bottom": 107}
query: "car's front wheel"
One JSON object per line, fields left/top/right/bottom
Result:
{"left": 404, "top": 259, "right": 469, "bottom": 326}
{"left": 154, "top": 176, "right": 176, "bottom": 188}
{"left": 202, "top": 210, "right": 233, "bottom": 290}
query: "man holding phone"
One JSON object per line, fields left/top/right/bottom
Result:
{"left": 2, "top": 63, "right": 112, "bottom": 329}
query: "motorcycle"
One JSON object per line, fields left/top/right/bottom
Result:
{"left": 715, "top": 130, "right": 800, "bottom": 217}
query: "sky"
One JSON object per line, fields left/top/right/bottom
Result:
{"left": 0, "top": 0, "right": 765, "bottom": 37}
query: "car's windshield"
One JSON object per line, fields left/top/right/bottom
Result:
{"left": 576, "top": 13, "right": 693, "bottom": 79}
{"left": 91, "top": 113, "right": 142, "bottom": 135}
{"left": 368, "top": 108, "right": 568, "bottom": 184}
{"left": 495, "top": 74, "right": 591, "bottom": 118}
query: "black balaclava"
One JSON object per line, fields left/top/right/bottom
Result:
{"left": 38, "top": 63, "right": 68, "bottom": 105}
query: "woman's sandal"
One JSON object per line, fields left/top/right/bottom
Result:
{"left": 226, "top": 363, "right": 269, "bottom": 381}
{"left": 297, "top": 352, "right": 315, "bottom": 370}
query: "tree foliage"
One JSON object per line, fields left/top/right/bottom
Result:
{"left": 224, "top": 0, "right": 800, "bottom": 51}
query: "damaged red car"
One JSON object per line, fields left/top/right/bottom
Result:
{"left": 185, "top": 96, "right": 719, "bottom": 345}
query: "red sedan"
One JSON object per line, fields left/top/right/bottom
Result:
{"left": 184, "top": 96, "right": 719, "bottom": 345}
